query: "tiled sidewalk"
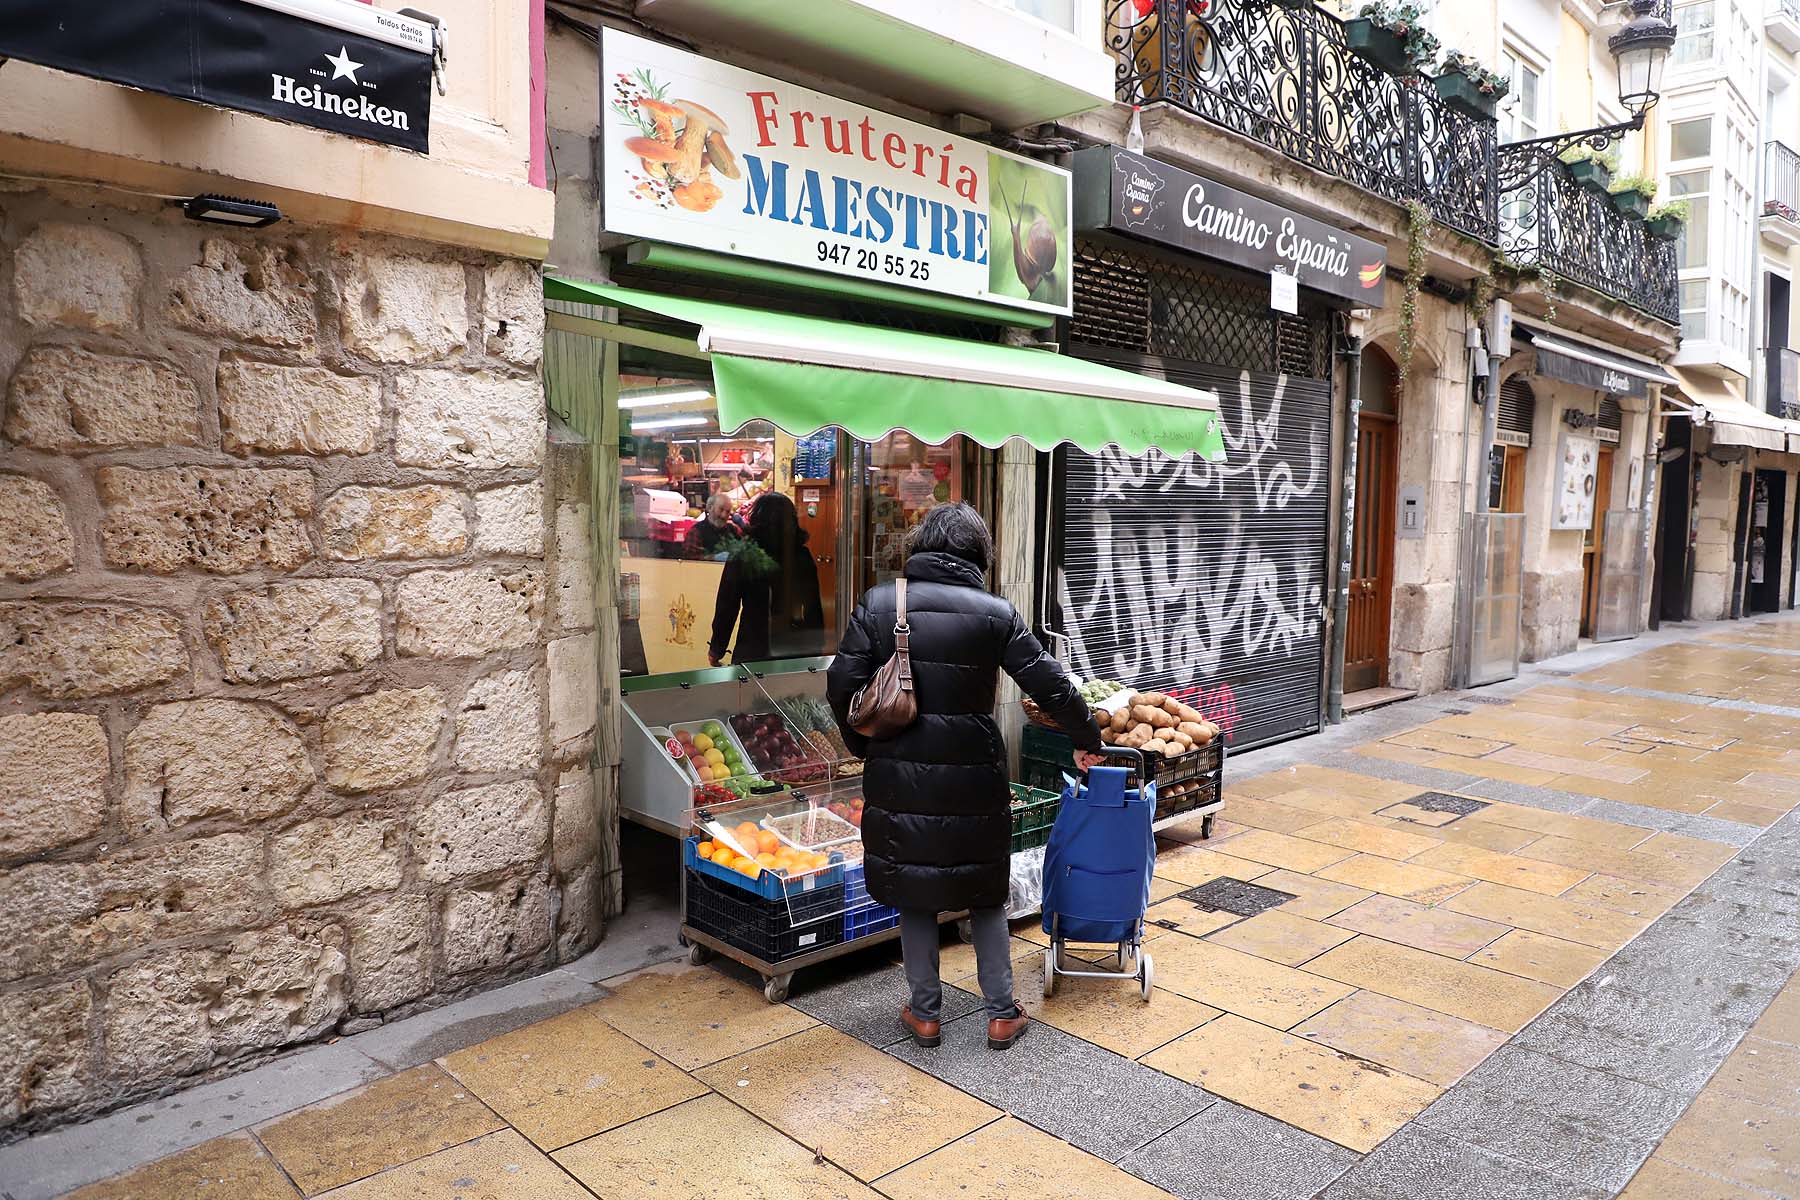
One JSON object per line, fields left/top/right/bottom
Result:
{"left": 37, "top": 617, "right": 1800, "bottom": 1200}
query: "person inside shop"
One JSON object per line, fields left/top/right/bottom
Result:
{"left": 724, "top": 468, "right": 764, "bottom": 508}
{"left": 825, "top": 502, "right": 1104, "bottom": 1053}
{"left": 707, "top": 491, "right": 825, "bottom": 666}
{"left": 683, "top": 491, "right": 740, "bottom": 560}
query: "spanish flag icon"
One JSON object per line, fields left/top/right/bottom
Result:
{"left": 1359, "top": 263, "right": 1384, "bottom": 288}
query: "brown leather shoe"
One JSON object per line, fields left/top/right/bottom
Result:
{"left": 902, "top": 1006, "right": 941, "bottom": 1048}
{"left": 988, "top": 1005, "right": 1029, "bottom": 1050}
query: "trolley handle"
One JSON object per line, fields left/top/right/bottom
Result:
{"left": 1090, "top": 744, "right": 1152, "bottom": 781}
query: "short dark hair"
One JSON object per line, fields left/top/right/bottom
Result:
{"left": 904, "top": 501, "right": 993, "bottom": 573}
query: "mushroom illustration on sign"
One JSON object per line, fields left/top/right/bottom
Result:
{"left": 667, "top": 100, "right": 733, "bottom": 212}
{"left": 625, "top": 136, "right": 681, "bottom": 184}
{"left": 611, "top": 70, "right": 738, "bottom": 213}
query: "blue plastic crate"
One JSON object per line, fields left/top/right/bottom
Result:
{"left": 683, "top": 837, "right": 844, "bottom": 900}
{"left": 841, "top": 861, "right": 899, "bottom": 941}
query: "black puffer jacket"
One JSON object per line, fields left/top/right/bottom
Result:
{"left": 826, "top": 551, "right": 1102, "bottom": 912}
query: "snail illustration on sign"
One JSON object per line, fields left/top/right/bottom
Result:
{"left": 997, "top": 179, "right": 1060, "bottom": 298}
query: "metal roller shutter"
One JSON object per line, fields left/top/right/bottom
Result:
{"left": 1499, "top": 376, "right": 1537, "bottom": 442}
{"left": 1052, "top": 350, "right": 1331, "bottom": 751}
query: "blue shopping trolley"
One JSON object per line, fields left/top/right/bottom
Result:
{"left": 1039, "top": 746, "right": 1157, "bottom": 1002}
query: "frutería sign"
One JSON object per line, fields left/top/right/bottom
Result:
{"left": 600, "top": 27, "right": 1073, "bottom": 317}
{"left": 1072, "top": 146, "right": 1389, "bottom": 307}
{"left": 0, "top": 0, "right": 434, "bottom": 153}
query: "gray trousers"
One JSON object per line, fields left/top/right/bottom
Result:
{"left": 900, "top": 907, "right": 1018, "bottom": 1022}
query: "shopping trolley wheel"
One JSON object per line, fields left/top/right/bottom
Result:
{"left": 1201, "top": 815, "right": 1216, "bottom": 840}
{"left": 764, "top": 974, "right": 792, "bottom": 1004}
{"left": 957, "top": 918, "right": 974, "bottom": 944}
{"left": 1139, "top": 951, "right": 1155, "bottom": 1002}
{"left": 687, "top": 941, "right": 713, "bottom": 967}
{"left": 1042, "top": 946, "right": 1057, "bottom": 998}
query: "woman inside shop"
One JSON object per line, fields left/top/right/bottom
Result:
{"left": 826, "top": 502, "right": 1104, "bottom": 1052}
{"left": 707, "top": 491, "right": 825, "bottom": 666}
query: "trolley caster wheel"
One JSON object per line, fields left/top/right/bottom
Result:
{"left": 1042, "top": 946, "right": 1057, "bottom": 998}
{"left": 763, "top": 974, "right": 792, "bottom": 1004}
{"left": 687, "top": 942, "right": 713, "bottom": 967}
{"left": 677, "top": 932, "right": 689, "bottom": 948}
{"left": 1140, "top": 952, "right": 1155, "bottom": 1003}
{"left": 1201, "top": 815, "right": 1217, "bottom": 841}
{"left": 957, "top": 919, "right": 974, "bottom": 945}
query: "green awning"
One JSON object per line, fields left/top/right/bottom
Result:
{"left": 545, "top": 277, "right": 1226, "bottom": 460}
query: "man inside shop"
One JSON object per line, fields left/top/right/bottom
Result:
{"left": 684, "top": 492, "right": 741, "bottom": 559}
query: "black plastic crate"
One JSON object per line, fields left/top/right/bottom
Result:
{"left": 685, "top": 868, "right": 844, "bottom": 963}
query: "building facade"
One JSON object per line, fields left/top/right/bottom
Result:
{"left": 0, "top": 0, "right": 612, "bottom": 1135}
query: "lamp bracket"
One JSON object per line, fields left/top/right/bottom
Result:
{"left": 1496, "top": 115, "right": 1644, "bottom": 191}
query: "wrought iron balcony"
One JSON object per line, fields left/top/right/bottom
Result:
{"left": 1497, "top": 151, "right": 1680, "bottom": 326}
{"left": 1105, "top": 0, "right": 1498, "bottom": 243}
{"left": 1767, "top": 140, "right": 1800, "bottom": 222}
{"left": 1768, "top": 346, "right": 1800, "bottom": 415}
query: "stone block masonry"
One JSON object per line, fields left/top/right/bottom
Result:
{"left": 0, "top": 193, "right": 601, "bottom": 1136}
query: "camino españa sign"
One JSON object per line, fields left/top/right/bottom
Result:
{"left": 1072, "top": 146, "right": 1388, "bottom": 308}
{"left": 601, "top": 28, "right": 1073, "bottom": 318}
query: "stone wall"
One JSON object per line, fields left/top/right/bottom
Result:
{"left": 0, "top": 190, "right": 599, "bottom": 1134}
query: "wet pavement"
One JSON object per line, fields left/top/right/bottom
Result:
{"left": 12, "top": 614, "right": 1800, "bottom": 1199}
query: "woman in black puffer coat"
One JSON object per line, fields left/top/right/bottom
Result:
{"left": 827, "top": 502, "right": 1102, "bottom": 1051}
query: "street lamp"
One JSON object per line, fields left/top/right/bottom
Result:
{"left": 1497, "top": 0, "right": 1677, "bottom": 189}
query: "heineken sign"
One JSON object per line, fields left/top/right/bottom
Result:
{"left": 1073, "top": 146, "right": 1388, "bottom": 307}
{"left": 0, "top": 0, "right": 435, "bottom": 153}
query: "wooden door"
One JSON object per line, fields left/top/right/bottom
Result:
{"left": 1581, "top": 447, "right": 1615, "bottom": 637}
{"left": 1345, "top": 414, "right": 1398, "bottom": 692}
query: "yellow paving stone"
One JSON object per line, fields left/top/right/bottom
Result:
{"left": 554, "top": 1093, "right": 881, "bottom": 1199}
{"left": 1219, "top": 794, "right": 1332, "bottom": 834}
{"left": 438, "top": 1005, "right": 705, "bottom": 1151}
{"left": 1374, "top": 800, "right": 1460, "bottom": 828}
{"left": 1252, "top": 869, "right": 1376, "bottom": 920}
{"left": 1421, "top": 818, "right": 1543, "bottom": 854}
{"left": 314, "top": 1128, "right": 589, "bottom": 1200}
{"left": 1142, "top": 1013, "right": 1440, "bottom": 1152}
{"left": 1352, "top": 742, "right": 1448, "bottom": 768}
{"left": 1208, "top": 828, "right": 1357, "bottom": 873}
{"left": 1256, "top": 786, "right": 1392, "bottom": 820}
{"left": 1460, "top": 801, "right": 1654, "bottom": 850}
{"left": 1294, "top": 816, "right": 1443, "bottom": 860}
{"left": 939, "top": 933, "right": 1047, "bottom": 976}
{"left": 1325, "top": 894, "right": 1509, "bottom": 958}
{"left": 1442, "top": 881, "right": 1650, "bottom": 949}
{"left": 877, "top": 1116, "right": 1172, "bottom": 1200}
{"left": 1144, "top": 896, "right": 1244, "bottom": 938}
{"left": 1315, "top": 854, "right": 1477, "bottom": 906}
{"left": 1702, "top": 799, "right": 1789, "bottom": 826}
{"left": 255, "top": 1064, "right": 504, "bottom": 1195}
{"left": 1433, "top": 756, "right": 1559, "bottom": 786}
{"left": 1203, "top": 908, "right": 1359, "bottom": 966}
{"left": 1152, "top": 845, "right": 1273, "bottom": 887}
{"left": 1657, "top": 1091, "right": 1800, "bottom": 1195}
{"left": 588, "top": 961, "right": 817, "bottom": 1070}
{"left": 1490, "top": 747, "right": 1647, "bottom": 784}
{"left": 1516, "top": 835, "right": 1721, "bottom": 889}
{"left": 1146, "top": 934, "right": 1353, "bottom": 1027}
{"left": 66, "top": 1133, "right": 300, "bottom": 1200}
{"left": 1409, "top": 842, "right": 1591, "bottom": 896}
{"left": 1008, "top": 953, "right": 1222, "bottom": 1060}
{"left": 1560, "top": 873, "right": 1687, "bottom": 918}
{"left": 1304, "top": 935, "right": 1561, "bottom": 1033}
{"left": 1294, "top": 990, "right": 1510, "bottom": 1087}
{"left": 1616, "top": 1154, "right": 1775, "bottom": 1200}
{"left": 1148, "top": 874, "right": 1188, "bottom": 902}
{"left": 1468, "top": 928, "right": 1608, "bottom": 987}
{"left": 1384, "top": 728, "right": 1511, "bottom": 757}
{"left": 1558, "top": 775, "right": 1734, "bottom": 815}
{"left": 1706, "top": 1035, "right": 1800, "bottom": 1114}
{"left": 695, "top": 1025, "right": 998, "bottom": 1182}
{"left": 1634, "top": 830, "right": 1742, "bottom": 871}
{"left": 1254, "top": 765, "right": 1423, "bottom": 803}
{"left": 1017, "top": 916, "right": 1174, "bottom": 950}
{"left": 1752, "top": 978, "right": 1800, "bottom": 1047}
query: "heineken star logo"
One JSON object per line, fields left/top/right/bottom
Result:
{"left": 324, "top": 46, "right": 363, "bottom": 84}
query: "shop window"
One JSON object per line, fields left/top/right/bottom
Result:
{"left": 615, "top": 360, "right": 992, "bottom": 679}
{"left": 1674, "top": 1, "right": 1715, "bottom": 66}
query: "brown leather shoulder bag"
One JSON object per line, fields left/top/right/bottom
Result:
{"left": 848, "top": 578, "right": 918, "bottom": 739}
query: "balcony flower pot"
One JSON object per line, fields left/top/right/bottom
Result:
{"left": 1565, "top": 158, "right": 1613, "bottom": 194}
{"left": 1433, "top": 71, "right": 1498, "bottom": 120}
{"left": 1646, "top": 213, "right": 1685, "bottom": 240}
{"left": 1609, "top": 188, "right": 1652, "bottom": 220}
{"left": 1345, "top": 20, "right": 1413, "bottom": 74}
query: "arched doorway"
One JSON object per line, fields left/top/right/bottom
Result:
{"left": 1346, "top": 345, "right": 1400, "bottom": 693}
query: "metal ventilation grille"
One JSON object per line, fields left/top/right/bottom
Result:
{"left": 1070, "top": 238, "right": 1330, "bottom": 378}
{"left": 1598, "top": 393, "right": 1623, "bottom": 433}
{"left": 1499, "top": 375, "right": 1537, "bottom": 437}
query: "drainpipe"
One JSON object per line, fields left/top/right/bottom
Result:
{"left": 1465, "top": 342, "right": 1502, "bottom": 684}
{"left": 1327, "top": 330, "right": 1365, "bottom": 725}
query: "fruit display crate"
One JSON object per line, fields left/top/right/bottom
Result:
{"left": 1009, "top": 783, "right": 1061, "bottom": 853}
{"left": 682, "top": 836, "right": 843, "bottom": 900}
{"left": 841, "top": 862, "right": 900, "bottom": 941}
{"left": 684, "top": 867, "right": 845, "bottom": 965}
